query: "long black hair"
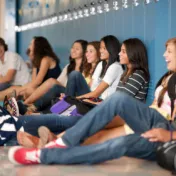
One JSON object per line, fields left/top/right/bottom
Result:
{"left": 32, "top": 36, "right": 60, "bottom": 68}
{"left": 100, "top": 35, "right": 121, "bottom": 78}
{"left": 120, "top": 38, "right": 150, "bottom": 83}
{"left": 67, "top": 40, "right": 88, "bottom": 75}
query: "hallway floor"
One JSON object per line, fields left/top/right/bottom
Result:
{"left": 0, "top": 147, "right": 171, "bottom": 176}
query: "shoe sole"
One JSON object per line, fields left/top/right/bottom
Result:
{"left": 38, "top": 126, "right": 50, "bottom": 148}
{"left": 11, "top": 97, "right": 20, "bottom": 116}
{"left": 8, "top": 146, "right": 23, "bottom": 165}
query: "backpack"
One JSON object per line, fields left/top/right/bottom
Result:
{"left": 156, "top": 73, "right": 176, "bottom": 172}
{"left": 0, "top": 106, "right": 17, "bottom": 146}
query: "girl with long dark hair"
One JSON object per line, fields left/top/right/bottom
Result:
{"left": 15, "top": 40, "right": 88, "bottom": 112}
{"left": 0, "top": 36, "right": 61, "bottom": 101}
{"left": 8, "top": 37, "right": 176, "bottom": 166}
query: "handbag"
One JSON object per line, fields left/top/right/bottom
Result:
{"left": 156, "top": 141, "right": 176, "bottom": 173}
{"left": 50, "top": 96, "right": 97, "bottom": 115}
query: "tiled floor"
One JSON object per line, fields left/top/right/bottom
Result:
{"left": 0, "top": 147, "right": 171, "bottom": 176}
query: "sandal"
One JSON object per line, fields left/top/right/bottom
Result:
{"left": 3, "top": 96, "right": 19, "bottom": 116}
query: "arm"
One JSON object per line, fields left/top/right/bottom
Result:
{"left": 31, "top": 67, "right": 37, "bottom": 81}
{"left": 142, "top": 103, "right": 176, "bottom": 143}
{"left": 0, "top": 69, "right": 16, "bottom": 83}
{"left": 78, "top": 62, "right": 122, "bottom": 99}
{"left": 28, "top": 57, "right": 50, "bottom": 88}
{"left": 77, "top": 81, "right": 109, "bottom": 99}
{"left": 56, "top": 65, "right": 68, "bottom": 87}
{"left": 141, "top": 128, "right": 171, "bottom": 142}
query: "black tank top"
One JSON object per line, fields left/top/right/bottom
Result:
{"left": 37, "top": 61, "right": 61, "bottom": 83}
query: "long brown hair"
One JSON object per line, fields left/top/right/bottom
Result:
{"left": 32, "top": 36, "right": 59, "bottom": 68}
{"left": 157, "top": 37, "right": 176, "bottom": 107}
{"left": 67, "top": 40, "right": 88, "bottom": 75}
{"left": 83, "top": 41, "right": 100, "bottom": 77}
{"left": 120, "top": 38, "right": 150, "bottom": 84}
{"left": 156, "top": 71, "right": 173, "bottom": 107}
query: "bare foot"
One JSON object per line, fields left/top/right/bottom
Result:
{"left": 17, "top": 131, "right": 39, "bottom": 148}
{"left": 38, "top": 126, "right": 57, "bottom": 148}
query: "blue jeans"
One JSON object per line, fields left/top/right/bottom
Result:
{"left": 0, "top": 83, "right": 10, "bottom": 91}
{"left": 34, "top": 85, "right": 66, "bottom": 111}
{"left": 16, "top": 114, "right": 81, "bottom": 136}
{"left": 34, "top": 71, "right": 90, "bottom": 111}
{"left": 65, "top": 71, "right": 90, "bottom": 96}
{"left": 40, "top": 92, "right": 174, "bottom": 164}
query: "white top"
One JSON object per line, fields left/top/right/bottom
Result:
{"left": 155, "top": 85, "right": 176, "bottom": 117}
{"left": 91, "top": 61, "right": 123, "bottom": 100}
{"left": 57, "top": 64, "right": 69, "bottom": 87}
{"left": 0, "top": 51, "right": 31, "bottom": 86}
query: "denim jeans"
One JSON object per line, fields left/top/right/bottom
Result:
{"left": 0, "top": 83, "right": 10, "bottom": 91}
{"left": 65, "top": 71, "right": 90, "bottom": 96}
{"left": 34, "top": 85, "right": 66, "bottom": 111}
{"left": 34, "top": 71, "right": 90, "bottom": 111}
{"left": 16, "top": 114, "right": 81, "bottom": 136}
{"left": 40, "top": 91, "right": 174, "bottom": 164}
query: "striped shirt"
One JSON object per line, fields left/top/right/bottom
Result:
{"left": 116, "top": 70, "right": 149, "bottom": 101}
{"left": 0, "top": 107, "right": 17, "bottom": 146}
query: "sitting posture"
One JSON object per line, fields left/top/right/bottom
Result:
{"left": 0, "top": 38, "right": 31, "bottom": 94}
{"left": 0, "top": 36, "right": 61, "bottom": 101}
{"left": 8, "top": 37, "right": 176, "bottom": 165}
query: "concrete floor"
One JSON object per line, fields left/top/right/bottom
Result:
{"left": 0, "top": 147, "right": 171, "bottom": 176}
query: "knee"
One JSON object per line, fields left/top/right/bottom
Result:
{"left": 51, "top": 84, "right": 60, "bottom": 91}
{"left": 110, "top": 91, "right": 129, "bottom": 104}
{"left": 68, "top": 71, "right": 81, "bottom": 80}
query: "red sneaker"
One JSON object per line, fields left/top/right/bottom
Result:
{"left": 8, "top": 146, "right": 40, "bottom": 165}
{"left": 44, "top": 140, "right": 67, "bottom": 149}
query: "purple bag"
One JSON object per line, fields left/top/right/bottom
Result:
{"left": 50, "top": 97, "right": 82, "bottom": 116}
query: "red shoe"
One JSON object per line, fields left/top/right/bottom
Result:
{"left": 8, "top": 146, "right": 40, "bottom": 165}
{"left": 44, "top": 140, "right": 67, "bottom": 149}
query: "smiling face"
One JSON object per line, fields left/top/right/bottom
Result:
{"left": 99, "top": 41, "right": 109, "bottom": 61}
{"left": 70, "top": 42, "right": 83, "bottom": 59}
{"left": 119, "top": 44, "right": 131, "bottom": 67}
{"left": 85, "top": 45, "right": 98, "bottom": 64}
{"left": 163, "top": 43, "right": 176, "bottom": 72}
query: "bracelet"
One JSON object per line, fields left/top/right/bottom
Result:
{"left": 170, "top": 130, "right": 173, "bottom": 141}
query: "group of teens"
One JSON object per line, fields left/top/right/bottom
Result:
{"left": 0, "top": 34, "right": 176, "bottom": 167}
